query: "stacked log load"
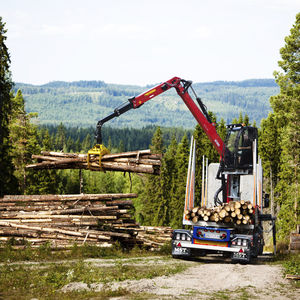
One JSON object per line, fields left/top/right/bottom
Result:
{"left": 26, "top": 150, "right": 161, "bottom": 175}
{"left": 185, "top": 200, "right": 254, "bottom": 225}
{"left": 0, "top": 194, "right": 171, "bottom": 249}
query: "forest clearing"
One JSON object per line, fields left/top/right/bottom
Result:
{"left": 0, "top": 5, "right": 299, "bottom": 300}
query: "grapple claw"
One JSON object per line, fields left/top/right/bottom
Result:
{"left": 87, "top": 144, "right": 110, "bottom": 169}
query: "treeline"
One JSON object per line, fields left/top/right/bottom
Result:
{"left": 15, "top": 76, "right": 278, "bottom": 129}
{"left": 41, "top": 124, "right": 192, "bottom": 153}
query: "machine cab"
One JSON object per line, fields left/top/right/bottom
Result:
{"left": 224, "top": 124, "right": 258, "bottom": 173}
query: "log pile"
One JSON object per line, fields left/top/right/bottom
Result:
{"left": 185, "top": 200, "right": 254, "bottom": 225}
{"left": 0, "top": 193, "right": 140, "bottom": 249}
{"left": 0, "top": 194, "right": 172, "bottom": 250}
{"left": 135, "top": 226, "right": 173, "bottom": 250}
{"left": 26, "top": 150, "right": 162, "bottom": 174}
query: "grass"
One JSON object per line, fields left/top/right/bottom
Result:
{"left": 0, "top": 240, "right": 179, "bottom": 298}
{"left": 0, "top": 251, "right": 188, "bottom": 299}
{"left": 0, "top": 240, "right": 171, "bottom": 263}
{"left": 271, "top": 253, "right": 300, "bottom": 275}
{"left": 207, "top": 287, "right": 258, "bottom": 300}
{"left": 270, "top": 252, "right": 300, "bottom": 288}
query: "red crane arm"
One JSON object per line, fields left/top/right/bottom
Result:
{"left": 96, "top": 76, "right": 225, "bottom": 156}
{"left": 130, "top": 76, "right": 225, "bottom": 156}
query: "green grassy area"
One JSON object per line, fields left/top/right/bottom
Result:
{"left": 271, "top": 253, "right": 300, "bottom": 288}
{"left": 0, "top": 259, "right": 188, "bottom": 299}
{"left": 206, "top": 287, "right": 258, "bottom": 300}
{"left": 0, "top": 242, "right": 182, "bottom": 299}
{"left": 272, "top": 253, "right": 300, "bottom": 275}
{"left": 0, "top": 241, "right": 171, "bottom": 263}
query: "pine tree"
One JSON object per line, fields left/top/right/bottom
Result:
{"left": 8, "top": 90, "right": 33, "bottom": 193}
{"left": 170, "top": 134, "right": 189, "bottom": 228}
{"left": 55, "top": 122, "right": 66, "bottom": 150}
{"left": 155, "top": 134, "right": 177, "bottom": 226}
{"left": 238, "top": 112, "right": 243, "bottom": 123}
{"left": 0, "top": 17, "right": 17, "bottom": 195}
{"left": 193, "top": 113, "right": 219, "bottom": 206}
{"left": 261, "top": 13, "right": 300, "bottom": 239}
{"left": 82, "top": 133, "right": 92, "bottom": 152}
{"left": 259, "top": 113, "right": 281, "bottom": 182}
{"left": 141, "top": 127, "right": 164, "bottom": 225}
{"left": 118, "top": 140, "right": 125, "bottom": 153}
{"left": 243, "top": 114, "right": 250, "bottom": 126}
{"left": 8, "top": 90, "right": 63, "bottom": 195}
{"left": 216, "top": 118, "right": 227, "bottom": 143}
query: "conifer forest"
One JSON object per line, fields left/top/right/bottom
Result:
{"left": 0, "top": 13, "right": 299, "bottom": 244}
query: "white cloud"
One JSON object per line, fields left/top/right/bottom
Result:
{"left": 39, "top": 23, "right": 85, "bottom": 36}
{"left": 192, "top": 26, "right": 212, "bottom": 39}
{"left": 91, "top": 23, "right": 152, "bottom": 40}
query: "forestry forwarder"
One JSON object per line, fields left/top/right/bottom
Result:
{"left": 90, "top": 76, "right": 276, "bottom": 263}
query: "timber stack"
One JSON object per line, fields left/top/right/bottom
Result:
{"left": 26, "top": 149, "right": 161, "bottom": 175}
{"left": 185, "top": 200, "right": 254, "bottom": 225}
{"left": 0, "top": 194, "right": 171, "bottom": 250}
{"left": 0, "top": 193, "right": 138, "bottom": 249}
{"left": 135, "top": 226, "right": 173, "bottom": 250}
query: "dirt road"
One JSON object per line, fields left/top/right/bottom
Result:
{"left": 62, "top": 255, "right": 299, "bottom": 299}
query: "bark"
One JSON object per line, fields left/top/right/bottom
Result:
{"left": 26, "top": 150, "right": 161, "bottom": 175}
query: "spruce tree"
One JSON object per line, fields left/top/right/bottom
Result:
{"left": 142, "top": 127, "right": 164, "bottom": 225}
{"left": 193, "top": 113, "right": 219, "bottom": 205}
{"left": 0, "top": 17, "right": 17, "bottom": 195}
{"left": 8, "top": 90, "right": 32, "bottom": 193}
{"left": 170, "top": 134, "right": 189, "bottom": 228}
{"left": 55, "top": 122, "right": 66, "bottom": 150}
{"left": 261, "top": 13, "right": 300, "bottom": 239}
{"left": 259, "top": 113, "right": 281, "bottom": 183}
{"left": 155, "top": 134, "right": 177, "bottom": 226}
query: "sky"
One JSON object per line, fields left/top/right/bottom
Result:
{"left": 1, "top": 0, "right": 299, "bottom": 86}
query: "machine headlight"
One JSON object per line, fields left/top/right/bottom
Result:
{"left": 176, "top": 233, "right": 180, "bottom": 240}
{"left": 182, "top": 234, "right": 186, "bottom": 240}
{"left": 237, "top": 239, "right": 242, "bottom": 246}
{"left": 242, "top": 239, "right": 247, "bottom": 247}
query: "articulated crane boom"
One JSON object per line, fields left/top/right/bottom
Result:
{"left": 94, "top": 77, "right": 225, "bottom": 156}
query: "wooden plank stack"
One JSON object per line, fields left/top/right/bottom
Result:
{"left": 185, "top": 200, "right": 254, "bottom": 225}
{"left": 26, "top": 150, "right": 162, "bottom": 175}
{"left": 0, "top": 194, "right": 172, "bottom": 250}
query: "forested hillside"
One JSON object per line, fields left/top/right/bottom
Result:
{"left": 15, "top": 78, "right": 278, "bottom": 128}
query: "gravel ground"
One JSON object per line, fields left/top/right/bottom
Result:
{"left": 61, "top": 255, "right": 300, "bottom": 299}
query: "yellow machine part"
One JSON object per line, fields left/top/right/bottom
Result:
{"left": 87, "top": 144, "right": 110, "bottom": 169}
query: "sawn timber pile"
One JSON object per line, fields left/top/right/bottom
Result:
{"left": 0, "top": 194, "right": 171, "bottom": 249}
{"left": 185, "top": 200, "right": 255, "bottom": 225}
{"left": 26, "top": 149, "right": 162, "bottom": 174}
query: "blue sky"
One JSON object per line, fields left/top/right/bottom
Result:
{"left": 1, "top": 0, "right": 299, "bottom": 85}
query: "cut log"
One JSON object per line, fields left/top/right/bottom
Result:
{"left": 27, "top": 150, "right": 162, "bottom": 175}
{"left": 192, "top": 207, "right": 199, "bottom": 213}
{"left": 192, "top": 216, "right": 199, "bottom": 223}
{"left": 0, "top": 193, "right": 137, "bottom": 203}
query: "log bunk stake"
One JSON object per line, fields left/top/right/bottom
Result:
{"left": 0, "top": 194, "right": 171, "bottom": 250}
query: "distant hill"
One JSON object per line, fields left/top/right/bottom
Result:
{"left": 15, "top": 79, "right": 278, "bottom": 128}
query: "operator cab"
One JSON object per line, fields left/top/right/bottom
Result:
{"left": 223, "top": 124, "right": 258, "bottom": 173}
